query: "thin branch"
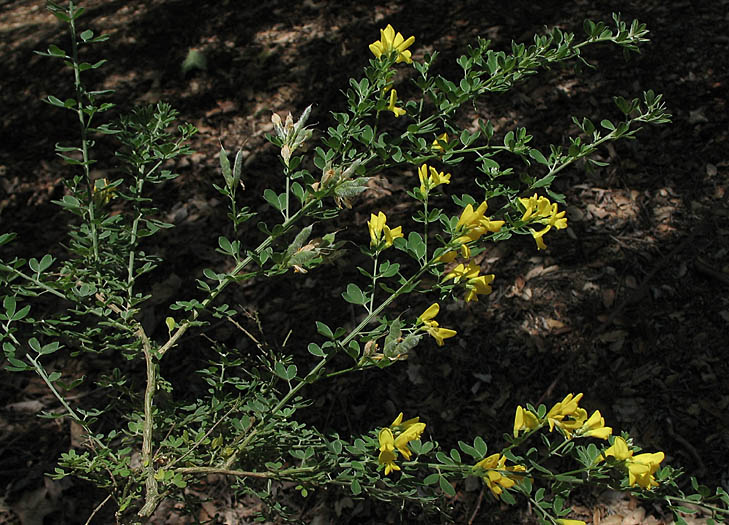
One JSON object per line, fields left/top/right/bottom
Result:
{"left": 84, "top": 494, "right": 112, "bottom": 525}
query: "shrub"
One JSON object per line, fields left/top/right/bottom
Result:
{"left": 2, "top": 2, "right": 726, "bottom": 524}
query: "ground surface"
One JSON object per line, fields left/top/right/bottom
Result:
{"left": 1, "top": 0, "right": 728, "bottom": 524}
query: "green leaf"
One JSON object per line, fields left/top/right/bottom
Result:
{"left": 351, "top": 479, "right": 361, "bottom": 495}
{"left": 423, "top": 473, "right": 440, "bottom": 485}
{"left": 171, "top": 473, "right": 187, "bottom": 488}
{"left": 3, "top": 296, "right": 16, "bottom": 318}
{"left": 218, "top": 236, "right": 234, "bottom": 255}
{"left": 500, "top": 490, "right": 516, "bottom": 505}
{"left": 0, "top": 232, "right": 17, "bottom": 246}
{"left": 285, "top": 364, "right": 297, "bottom": 380}
{"left": 315, "top": 321, "right": 334, "bottom": 339}
{"left": 29, "top": 254, "right": 54, "bottom": 274}
{"left": 47, "top": 44, "right": 67, "bottom": 57}
{"left": 263, "top": 188, "right": 283, "bottom": 211}
{"left": 12, "top": 304, "right": 31, "bottom": 322}
{"left": 79, "top": 29, "right": 94, "bottom": 42}
{"left": 39, "top": 341, "right": 60, "bottom": 355}
{"left": 438, "top": 475, "right": 456, "bottom": 497}
{"left": 529, "top": 148, "right": 548, "bottom": 165}
{"left": 342, "top": 283, "right": 367, "bottom": 305}
{"left": 458, "top": 440, "right": 480, "bottom": 459}
{"left": 473, "top": 436, "right": 487, "bottom": 456}
{"left": 531, "top": 174, "right": 555, "bottom": 189}
{"left": 28, "top": 337, "right": 41, "bottom": 354}
{"left": 600, "top": 119, "right": 616, "bottom": 130}
{"left": 307, "top": 343, "right": 325, "bottom": 357}
{"left": 202, "top": 268, "right": 223, "bottom": 282}
{"left": 46, "top": 95, "right": 67, "bottom": 108}
{"left": 219, "top": 146, "right": 232, "bottom": 186}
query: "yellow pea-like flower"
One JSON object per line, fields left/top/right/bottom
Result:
{"left": 369, "top": 24, "right": 415, "bottom": 64}
{"left": 386, "top": 89, "right": 406, "bottom": 117}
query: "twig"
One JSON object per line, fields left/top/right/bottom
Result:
{"left": 226, "top": 315, "right": 262, "bottom": 347}
{"left": 84, "top": 494, "right": 112, "bottom": 525}
{"left": 467, "top": 486, "right": 486, "bottom": 525}
{"left": 174, "top": 466, "right": 275, "bottom": 478}
{"left": 166, "top": 399, "right": 241, "bottom": 470}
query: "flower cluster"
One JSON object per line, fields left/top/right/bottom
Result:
{"left": 271, "top": 105, "right": 313, "bottom": 166}
{"left": 417, "top": 303, "right": 456, "bottom": 346}
{"left": 369, "top": 24, "right": 415, "bottom": 64}
{"left": 518, "top": 193, "right": 568, "bottom": 250}
{"left": 512, "top": 395, "right": 664, "bottom": 491}
{"left": 417, "top": 162, "right": 451, "bottom": 196}
{"left": 514, "top": 393, "right": 612, "bottom": 440}
{"left": 368, "top": 211, "right": 403, "bottom": 250}
{"left": 473, "top": 453, "right": 527, "bottom": 499}
{"left": 599, "top": 436, "right": 665, "bottom": 489}
{"left": 442, "top": 260, "right": 494, "bottom": 303}
{"left": 377, "top": 412, "right": 426, "bottom": 475}
{"left": 441, "top": 201, "right": 504, "bottom": 262}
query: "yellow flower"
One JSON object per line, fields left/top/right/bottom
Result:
{"left": 394, "top": 422, "right": 426, "bottom": 460}
{"left": 368, "top": 211, "right": 403, "bottom": 249}
{"left": 598, "top": 437, "right": 664, "bottom": 489}
{"left": 377, "top": 413, "right": 426, "bottom": 475}
{"left": 386, "top": 89, "right": 406, "bottom": 117}
{"left": 519, "top": 193, "right": 552, "bottom": 222}
{"left": 513, "top": 405, "right": 540, "bottom": 437}
{"left": 369, "top": 24, "right": 415, "bottom": 64}
{"left": 454, "top": 201, "right": 505, "bottom": 246}
{"left": 599, "top": 436, "right": 633, "bottom": 462}
{"left": 442, "top": 261, "right": 494, "bottom": 302}
{"left": 518, "top": 193, "right": 568, "bottom": 250}
{"left": 378, "top": 428, "right": 400, "bottom": 475}
{"left": 457, "top": 201, "right": 489, "bottom": 230}
{"left": 464, "top": 274, "right": 494, "bottom": 302}
{"left": 556, "top": 520, "right": 587, "bottom": 525}
{"left": 92, "top": 178, "right": 116, "bottom": 207}
{"left": 576, "top": 410, "right": 612, "bottom": 440}
{"left": 628, "top": 451, "right": 664, "bottom": 489}
{"left": 417, "top": 303, "right": 456, "bottom": 346}
{"left": 438, "top": 243, "right": 471, "bottom": 264}
{"left": 546, "top": 393, "right": 587, "bottom": 438}
{"left": 474, "top": 453, "right": 526, "bottom": 499}
{"left": 417, "top": 163, "right": 451, "bottom": 195}
{"left": 432, "top": 132, "right": 449, "bottom": 153}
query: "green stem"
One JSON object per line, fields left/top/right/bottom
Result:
{"left": 523, "top": 491, "right": 560, "bottom": 524}
{"left": 665, "top": 495, "right": 729, "bottom": 516}
{"left": 174, "top": 465, "right": 316, "bottom": 478}
{"left": 26, "top": 353, "right": 84, "bottom": 423}
{"left": 369, "top": 253, "right": 379, "bottom": 313}
{"left": 423, "top": 196, "right": 429, "bottom": 260}
{"left": 284, "top": 165, "right": 291, "bottom": 221}
{"left": 126, "top": 176, "right": 144, "bottom": 308}
{"left": 68, "top": 2, "right": 99, "bottom": 265}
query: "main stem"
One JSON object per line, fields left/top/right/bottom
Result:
{"left": 138, "top": 327, "right": 162, "bottom": 517}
